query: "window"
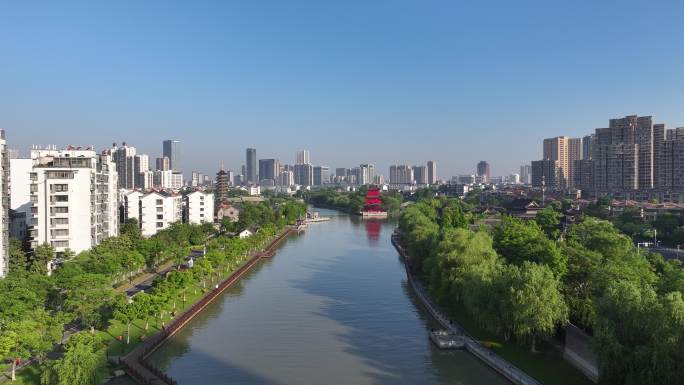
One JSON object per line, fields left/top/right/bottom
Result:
{"left": 30, "top": 184, "right": 38, "bottom": 193}
{"left": 156, "top": 222, "right": 164, "bottom": 228}
{"left": 200, "top": 208, "right": 204, "bottom": 212}
{"left": 46, "top": 171, "right": 74, "bottom": 179}
{"left": 200, "top": 201, "right": 204, "bottom": 206}
{"left": 51, "top": 218, "right": 69, "bottom": 225}
{"left": 156, "top": 199, "right": 163, "bottom": 205}
{"left": 51, "top": 229, "right": 69, "bottom": 237}
{"left": 51, "top": 240, "right": 69, "bottom": 248}
{"left": 156, "top": 207, "right": 163, "bottom": 212}
{"left": 156, "top": 214, "right": 163, "bottom": 220}
{"left": 51, "top": 184, "right": 69, "bottom": 192}
{"left": 51, "top": 207, "right": 68, "bottom": 214}
{"left": 51, "top": 195, "right": 69, "bottom": 202}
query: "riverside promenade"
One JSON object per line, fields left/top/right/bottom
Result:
{"left": 391, "top": 231, "right": 541, "bottom": 385}
{"left": 121, "top": 227, "right": 295, "bottom": 385}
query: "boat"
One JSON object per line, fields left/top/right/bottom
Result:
{"left": 360, "top": 186, "right": 388, "bottom": 218}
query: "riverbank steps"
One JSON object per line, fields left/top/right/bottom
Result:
{"left": 121, "top": 227, "right": 295, "bottom": 385}
{"left": 391, "top": 231, "right": 542, "bottom": 385}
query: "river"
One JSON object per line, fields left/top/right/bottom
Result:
{"left": 148, "top": 209, "right": 509, "bottom": 385}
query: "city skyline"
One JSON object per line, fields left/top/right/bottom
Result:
{"left": 3, "top": 2, "right": 684, "bottom": 177}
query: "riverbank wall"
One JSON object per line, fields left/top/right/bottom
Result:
{"left": 122, "top": 227, "right": 295, "bottom": 385}
{"left": 391, "top": 231, "right": 542, "bottom": 385}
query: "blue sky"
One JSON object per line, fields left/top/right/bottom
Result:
{"left": 1, "top": 1, "right": 683, "bottom": 178}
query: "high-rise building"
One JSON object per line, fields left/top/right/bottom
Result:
{"left": 156, "top": 156, "right": 170, "bottom": 171}
{"left": 163, "top": 140, "right": 180, "bottom": 171}
{"left": 279, "top": 170, "right": 294, "bottom": 187}
{"left": 134, "top": 154, "right": 150, "bottom": 189}
{"left": 542, "top": 136, "right": 581, "bottom": 188}
{"left": 27, "top": 147, "right": 118, "bottom": 255}
{"left": 389, "top": 165, "right": 414, "bottom": 184}
{"left": 153, "top": 170, "right": 183, "bottom": 190}
{"left": 0, "top": 131, "right": 8, "bottom": 277}
{"left": 531, "top": 159, "right": 559, "bottom": 189}
{"left": 294, "top": 163, "right": 313, "bottom": 186}
{"left": 476, "top": 161, "right": 490, "bottom": 183}
{"left": 412, "top": 165, "right": 427, "bottom": 184}
{"left": 313, "top": 166, "right": 329, "bottom": 186}
{"left": 111, "top": 142, "right": 137, "bottom": 189}
{"left": 296, "top": 150, "right": 310, "bottom": 165}
{"left": 592, "top": 115, "right": 658, "bottom": 192}
{"left": 246, "top": 148, "right": 257, "bottom": 184}
{"left": 335, "top": 168, "right": 347, "bottom": 177}
{"left": 520, "top": 164, "right": 532, "bottom": 185}
{"left": 427, "top": 161, "right": 437, "bottom": 184}
{"left": 359, "top": 164, "right": 374, "bottom": 185}
{"left": 9, "top": 157, "right": 32, "bottom": 243}
{"left": 258, "top": 159, "right": 279, "bottom": 184}
{"left": 582, "top": 135, "right": 593, "bottom": 160}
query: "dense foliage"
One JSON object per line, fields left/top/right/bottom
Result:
{"left": 399, "top": 198, "right": 684, "bottom": 385}
{"left": 1, "top": 198, "right": 306, "bottom": 383}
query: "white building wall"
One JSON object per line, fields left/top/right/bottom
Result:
{"left": 139, "top": 192, "right": 182, "bottom": 237}
{"left": 186, "top": 191, "right": 214, "bottom": 224}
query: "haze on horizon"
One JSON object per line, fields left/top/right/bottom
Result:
{"left": 1, "top": 0, "right": 683, "bottom": 178}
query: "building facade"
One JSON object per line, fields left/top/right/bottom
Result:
{"left": 28, "top": 148, "right": 118, "bottom": 255}
{"left": 162, "top": 140, "right": 180, "bottom": 171}
{"left": 427, "top": 161, "right": 437, "bottom": 184}
{"left": 185, "top": 191, "right": 214, "bottom": 225}
{"left": 246, "top": 148, "right": 257, "bottom": 184}
{"left": 476, "top": 161, "right": 490, "bottom": 183}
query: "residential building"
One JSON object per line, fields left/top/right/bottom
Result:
{"left": 427, "top": 161, "right": 437, "bottom": 184}
{"left": 246, "top": 148, "right": 257, "bottom": 184}
{"left": 124, "top": 191, "right": 182, "bottom": 237}
{"left": 389, "top": 165, "right": 414, "bottom": 185}
{"left": 134, "top": 154, "right": 150, "bottom": 189}
{"left": 153, "top": 170, "right": 183, "bottom": 190}
{"left": 9, "top": 157, "right": 32, "bottom": 242}
{"left": 0, "top": 132, "right": 8, "bottom": 277}
{"left": 296, "top": 150, "right": 310, "bottom": 165}
{"left": 531, "top": 159, "right": 559, "bottom": 188}
{"left": 185, "top": 191, "right": 214, "bottom": 224}
{"left": 476, "top": 161, "right": 490, "bottom": 183}
{"left": 359, "top": 164, "right": 374, "bottom": 185}
{"left": 294, "top": 163, "right": 313, "bottom": 186}
{"left": 412, "top": 165, "right": 427, "bottom": 185}
{"left": 519, "top": 164, "right": 532, "bottom": 185}
{"left": 27, "top": 148, "right": 118, "bottom": 255}
{"left": 543, "top": 136, "right": 581, "bottom": 189}
{"left": 111, "top": 142, "right": 137, "bottom": 189}
{"left": 279, "top": 170, "right": 294, "bottom": 186}
{"left": 313, "top": 166, "right": 329, "bottom": 186}
{"left": 163, "top": 140, "right": 180, "bottom": 171}
{"left": 155, "top": 156, "right": 170, "bottom": 171}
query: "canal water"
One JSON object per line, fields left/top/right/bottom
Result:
{"left": 149, "top": 209, "right": 509, "bottom": 385}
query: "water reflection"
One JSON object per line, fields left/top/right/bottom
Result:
{"left": 364, "top": 220, "right": 382, "bottom": 242}
{"left": 149, "top": 210, "right": 509, "bottom": 385}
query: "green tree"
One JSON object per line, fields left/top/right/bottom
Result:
{"left": 29, "top": 243, "right": 54, "bottom": 275}
{"left": 40, "top": 332, "right": 107, "bottom": 385}
{"left": 535, "top": 206, "right": 562, "bottom": 239}
{"left": 504, "top": 262, "right": 568, "bottom": 351}
{"left": 7, "top": 239, "right": 27, "bottom": 274}
{"left": 61, "top": 274, "right": 113, "bottom": 333}
{"left": 113, "top": 296, "right": 139, "bottom": 345}
{"left": 493, "top": 217, "right": 566, "bottom": 276}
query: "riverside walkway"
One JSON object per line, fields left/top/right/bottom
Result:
{"left": 391, "top": 232, "right": 541, "bottom": 385}
{"left": 121, "top": 227, "right": 295, "bottom": 385}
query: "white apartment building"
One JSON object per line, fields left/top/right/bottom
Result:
{"left": 185, "top": 191, "right": 214, "bottom": 224}
{"left": 0, "top": 132, "right": 8, "bottom": 277}
{"left": 27, "top": 147, "right": 118, "bottom": 255}
{"left": 9, "top": 158, "right": 32, "bottom": 241}
{"left": 122, "top": 190, "right": 182, "bottom": 237}
{"left": 153, "top": 170, "right": 183, "bottom": 190}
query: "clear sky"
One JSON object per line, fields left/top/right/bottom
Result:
{"left": 2, "top": 1, "right": 684, "bottom": 178}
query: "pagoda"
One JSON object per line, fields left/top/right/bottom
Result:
{"left": 361, "top": 186, "right": 388, "bottom": 218}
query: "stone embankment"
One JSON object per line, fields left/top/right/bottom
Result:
{"left": 391, "top": 231, "right": 542, "bottom": 385}
{"left": 122, "top": 227, "right": 295, "bottom": 385}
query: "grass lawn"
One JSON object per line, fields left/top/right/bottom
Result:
{"left": 443, "top": 302, "right": 594, "bottom": 385}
